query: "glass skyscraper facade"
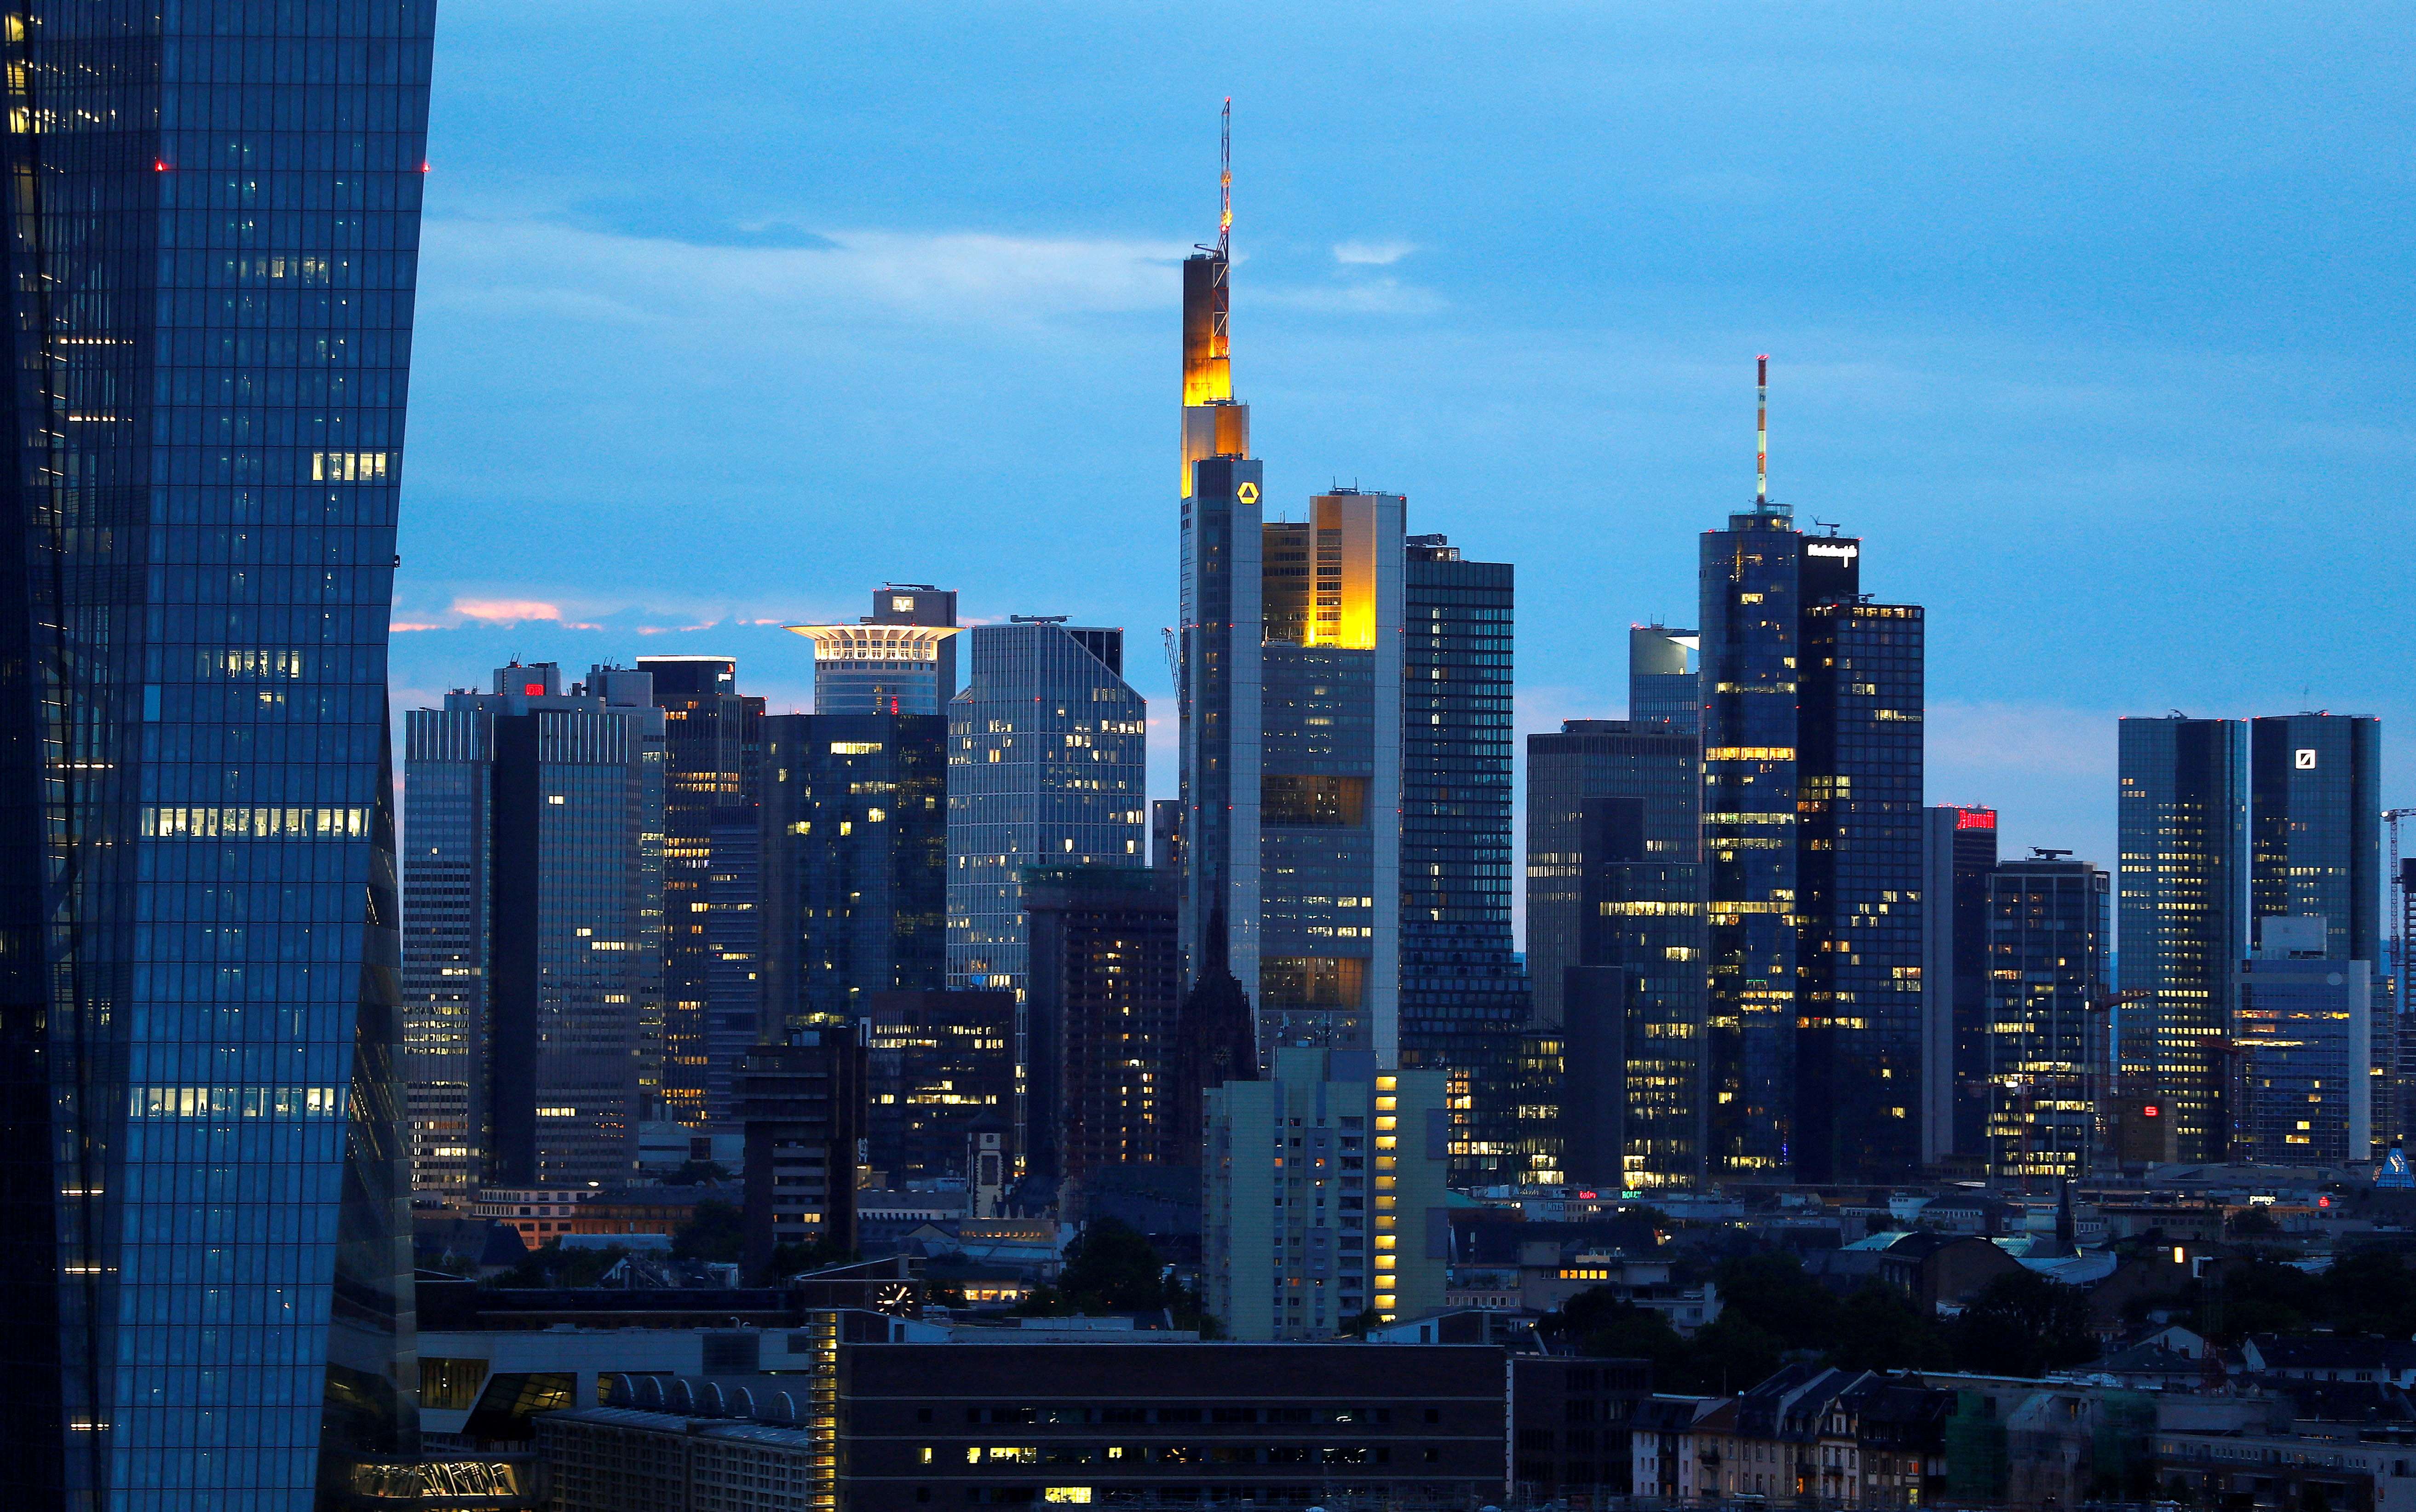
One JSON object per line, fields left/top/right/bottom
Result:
{"left": 946, "top": 620, "right": 1148, "bottom": 997}
{"left": 0, "top": 3, "right": 436, "bottom": 1501}
{"left": 1982, "top": 856, "right": 2108, "bottom": 1182}
{"left": 758, "top": 712, "right": 948, "bottom": 1029}
{"left": 2249, "top": 713, "right": 2381, "bottom": 968}
{"left": 1795, "top": 598, "right": 1925, "bottom": 1180}
{"left": 402, "top": 664, "right": 667, "bottom": 1194}
{"left": 1398, "top": 535, "right": 1530, "bottom": 1183}
{"left": 1628, "top": 622, "right": 1700, "bottom": 735}
{"left": 2117, "top": 715, "right": 2249, "bottom": 1163}
{"left": 1698, "top": 505, "right": 1816, "bottom": 1174}
{"left": 643, "top": 656, "right": 763, "bottom": 1126}
{"left": 1568, "top": 796, "right": 1708, "bottom": 1189}
{"left": 1526, "top": 720, "right": 1702, "bottom": 1031}
{"left": 1255, "top": 492, "right": 1404, "bottom": 1058}
{"left": 1918, "top": 805, "right": 1998, "bottom": 1166}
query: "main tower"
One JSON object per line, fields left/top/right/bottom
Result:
{"left": 1178, "top": 101, "right": 1264, "bottom": 1009}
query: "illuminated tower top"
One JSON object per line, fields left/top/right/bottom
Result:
{"left": 1181, "top": 99, "right": 1248, "bottom": 495}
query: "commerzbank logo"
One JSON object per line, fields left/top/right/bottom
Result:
{"left": 1236, "top": 481, "right": 1260, "bottom": 505}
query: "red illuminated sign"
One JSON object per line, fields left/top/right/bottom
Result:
{"left": 1956, "top": 809, "right": 1998, "bottom": 830}
{"left": 523, "top": 683, "right": 544, "bottom": 696}
{"left": 2142, "top": 1105, "right": 2160, "bottom": 1118}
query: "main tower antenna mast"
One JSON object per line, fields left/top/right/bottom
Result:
{"left": 1756, "top": 354, "right": 1770, "bottom": 506}
{"left": 1219, "top": 97, "right": 1232, "bottom": 261}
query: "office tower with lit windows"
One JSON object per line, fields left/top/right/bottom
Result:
{"left": 1697, "top": 361, "right": 1926, "bottom": 1180}
{"left": 738, "top": 1027, "right": 866, "bottom": 1277}
{"left": 2238, "top": 916, "right": 2371, "bottom": 1165}
{"left": 1398, "top": 534, "right": 1528, "bottom": 1182}
{"left": 1202, "top": 1050, "right": 1449, "bottom": 1337}
{"left": 1981, "top": 853, "right": 2109, "bottom": 1180}
{"left": 1563, "top": 796, "right": 1708, "bottom": 1190}
{"left": 1629, "top": 623, "right": 1701, "bottom": 735}
{"left": 1794, "top": 594, "right": 1926, "bottom": 1180}
{"left": 643, "top": 656, "right": 765, "bottom": 1127}
{"left": 1254, "top": 492, "right": 1404, "bottom": 1057}
{"left": 788, "top": 583, "right": 963, "bottom": 716}
{"left": 1698, "top": 497, "right": 1813, "bottom": 1176}
{"left": 862, "top": 989, "right": 1015, "bottom": 1185}
{"left": 0, "top": 7, "right": 437, "bottom": 1498}
{"left": 403, "top": 664, "right": 668, "bottom": 1196}
{"left": 947, "top": 621, "right": 1146, "bottom": 1166}
{"left": 2250, "top": 714, "right": 2381, "bottom": 968}
{"left": 1022, "top": 865, "right": 1184, "bottom": 1188}
{"left": 2117, "top": 714, "right": 2249, "bottom": 1163}
{"left": 1919, "top": 805, "right": 1999, "bottom": 1165}
{"left": 1526, "top": 721, "right": 1702, "bottom": 1031}
{"left": 2250, "top": 714, "right": 2382, "bottom": 1156}
{"left": 759, "top": 713, "right": 949, "bottom": 1030}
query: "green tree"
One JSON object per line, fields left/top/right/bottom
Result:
{"left": 662, "top": 1159, "right": 731, "bottom": 1187}
{"left": 2321, "top": 1248, "right": 2416, "bottom": 1337}
{"left": 670, "top": 1199, "right": 745, "bottom": 1264}
{"left": 1951, "top": 1271, "right": 2098, "bottom": 1376}
{"left": 1829, "top": 1281, "right": 1950, "bottom": 1372}
{"left": 1713, "top": 1250, "right": 1841, "bottom": 1352}
{"left": 1054, "top": 1218, "right": 1171, "bottom": 1311}
{"left": 1673, "top": 1311, "right": 1788, "bottom": 1395}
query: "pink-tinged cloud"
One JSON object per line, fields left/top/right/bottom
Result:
{"left": 389, "top": 621, "right": 447, "bottom": 633}
{"left": 442, "top": 598, "right": 603, "bottom": 630}
{"left": 454, "top": 597, "right": 558, "bottom": 622}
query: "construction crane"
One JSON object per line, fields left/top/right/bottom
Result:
{"left": 2389, "top": 808, "right": 2416, "bottom": 1015}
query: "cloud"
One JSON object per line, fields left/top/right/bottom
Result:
{"left": 1333, "top": 240, "right": 1416, "bottom": 266}
{"left": 420, "top": 219, "right": 1191, "bottom": 333}
{"left": 392, "top": 597, "right": 605, "bottom": 631}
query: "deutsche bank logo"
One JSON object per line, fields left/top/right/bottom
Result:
{"left": 2295, "top": 749, "right": 2318, "bottom": 770}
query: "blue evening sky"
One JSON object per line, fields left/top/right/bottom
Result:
{"left": 397, "top": 2, "right": 2415, "bottom": 934}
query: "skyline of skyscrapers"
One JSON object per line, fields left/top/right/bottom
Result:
{"left": 0, "top": 35, "right": 2398, "bottom": 1502}
{"left": 402, "top": 662, "right": 667, "bottom": 1195}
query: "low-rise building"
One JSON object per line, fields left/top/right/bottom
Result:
{"left": 2243, "top": 1334, "right": 2416, "bottom": 1389}
{"left": 1505, "top": 1356, "right": 1658, "bottom": 1499}
{"left": 1518, "top": 1246, "right": 1722, "bottom": 1333}
{"left": 537, "top": 1342, "right": 1512, "bottom": 1512}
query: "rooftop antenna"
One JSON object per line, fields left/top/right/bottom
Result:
{"left": 1812, "top": 517, "right": 1841, "bottom": 536}
{"left": 1218, "top": 97, "right": 1231, "bottom": 262}
{"left": 1756, "top": 354, "right": 1769, "bottom": 507}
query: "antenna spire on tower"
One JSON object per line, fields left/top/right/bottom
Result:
{"left": 1219, "top": 97, "right": 1232, "bottom": 260}
{"left": 1755, "top": 354, "right": 1769, "bottom": 506}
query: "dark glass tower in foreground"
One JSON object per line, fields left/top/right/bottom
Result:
{"left": 0, "top": 4, "right": 435, "bottom": 1503}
